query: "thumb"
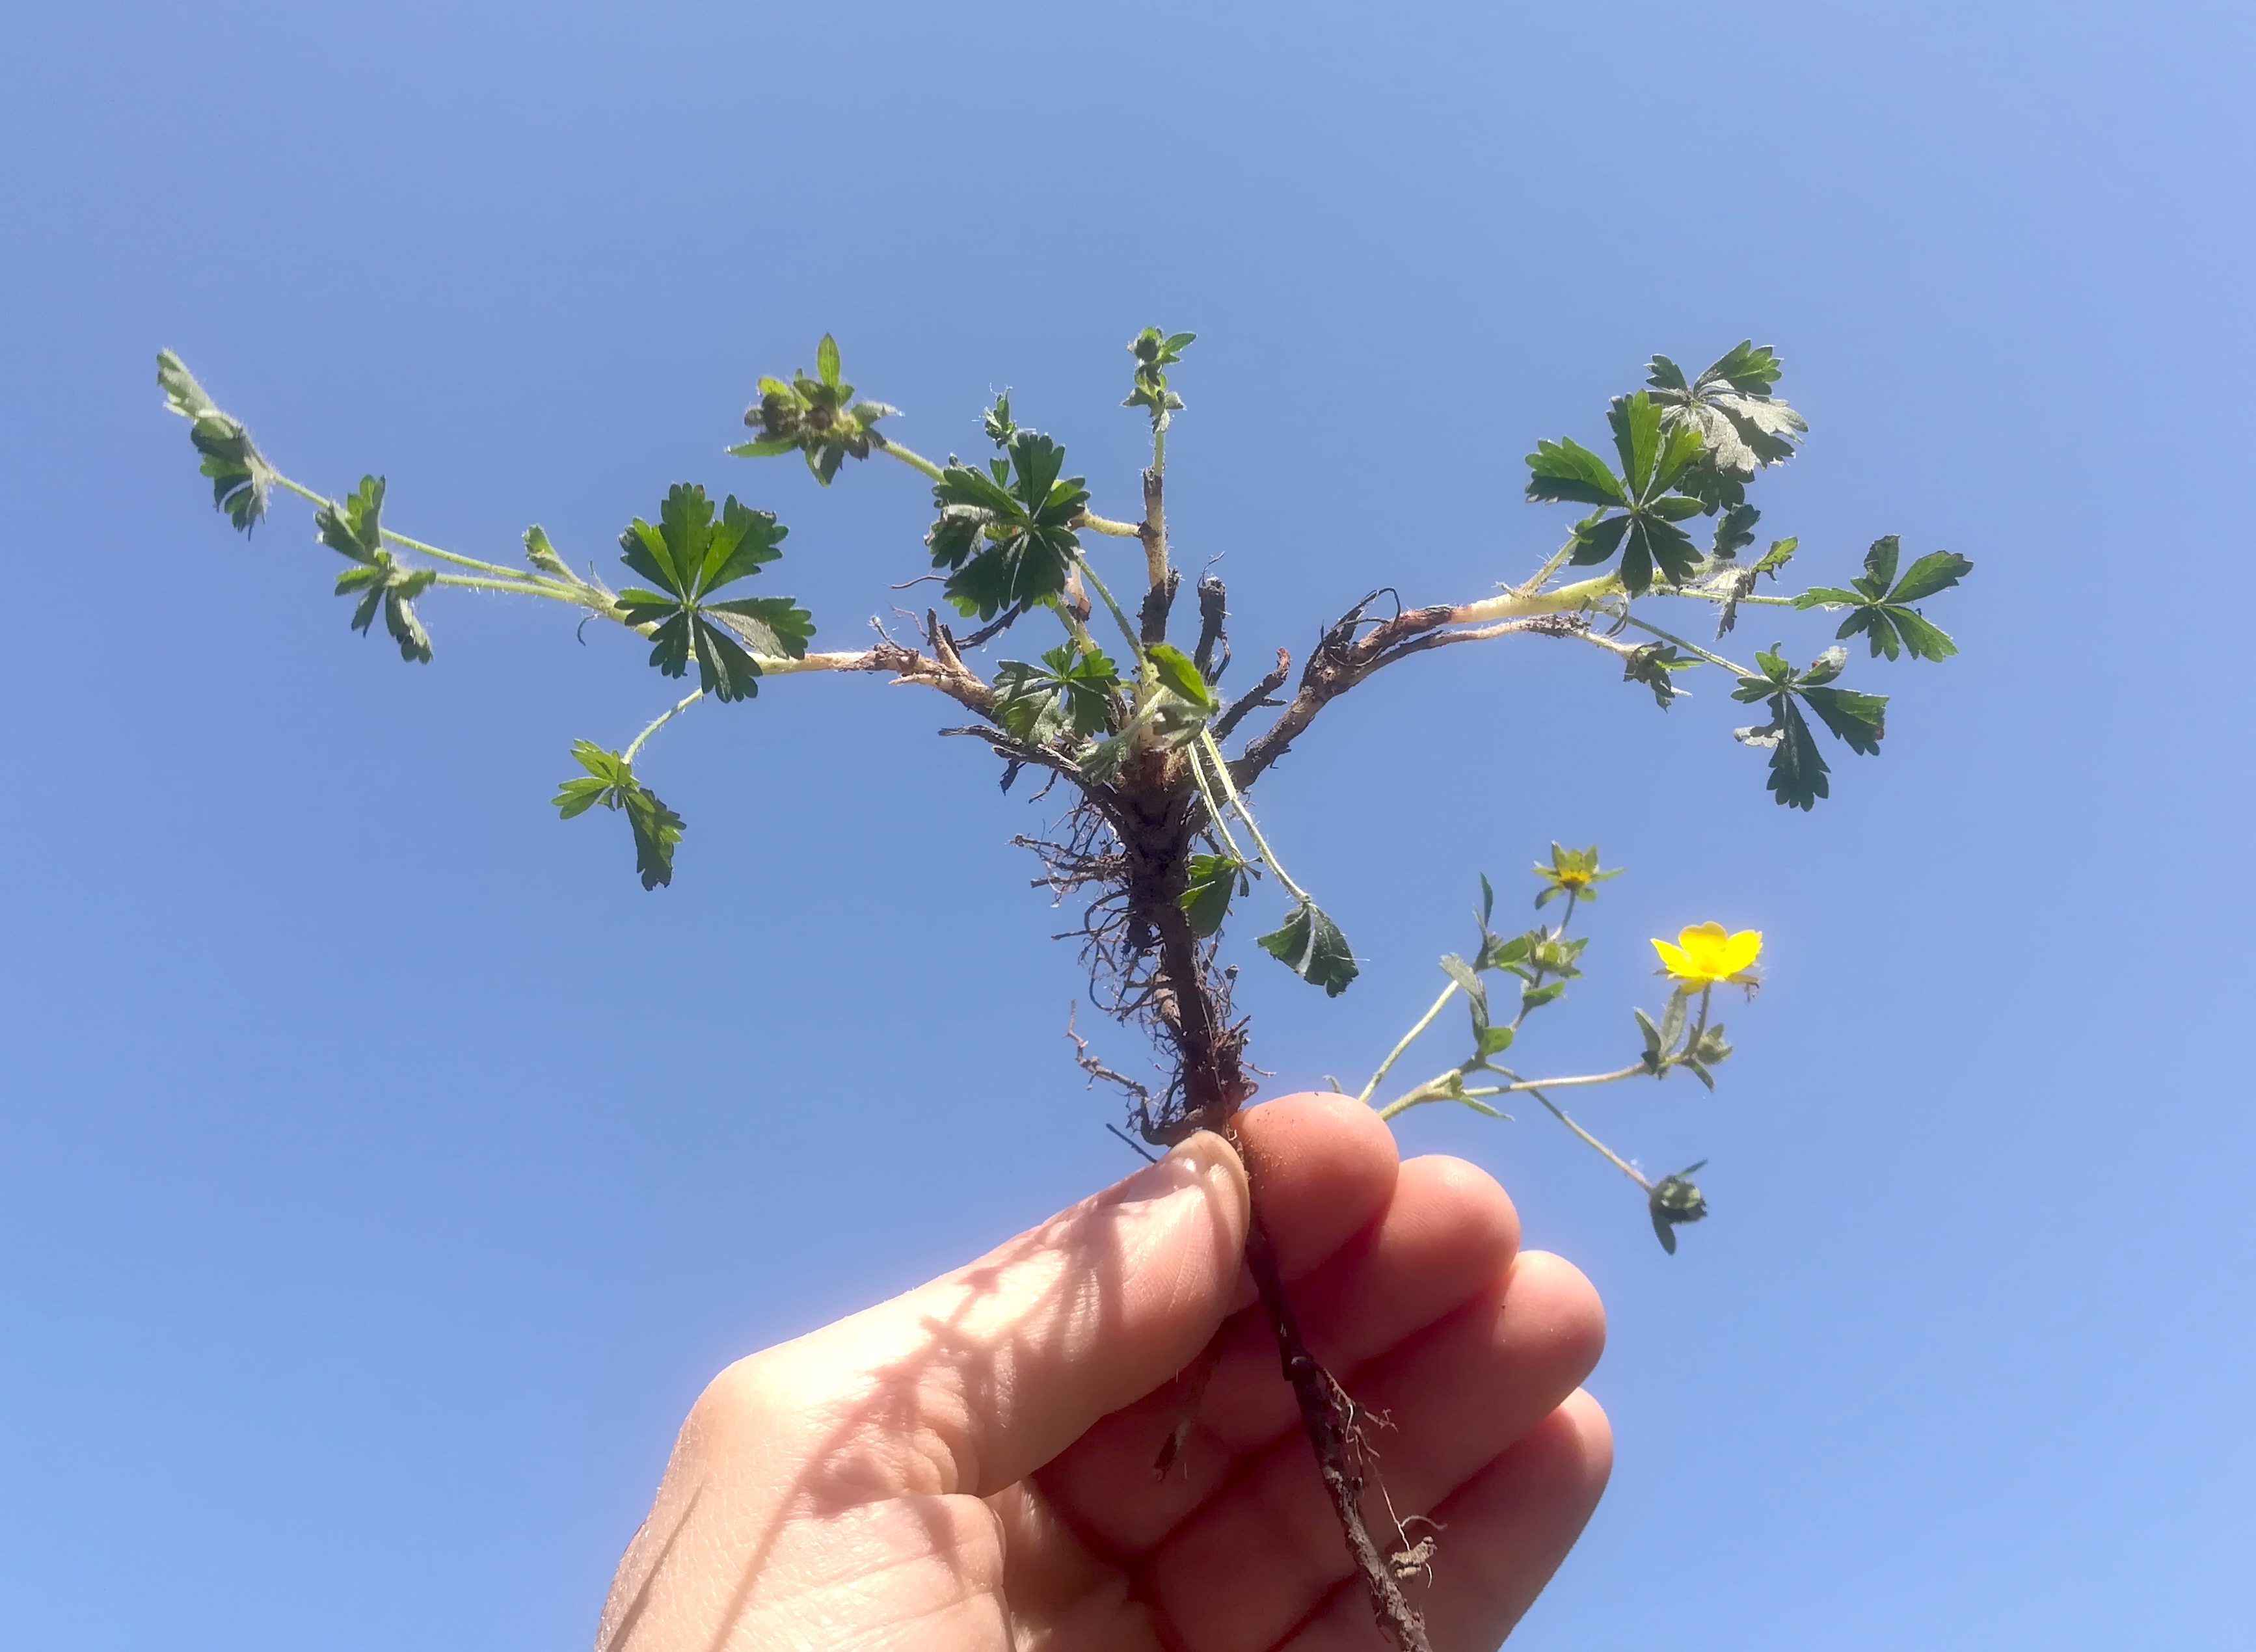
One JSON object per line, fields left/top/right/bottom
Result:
{"left": 770, "top": 1130, "right": 1250, "bottom": 1498}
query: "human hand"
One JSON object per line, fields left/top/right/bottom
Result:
{"left": 595, "top": 1091, "right": 1611, "bottom": 1651}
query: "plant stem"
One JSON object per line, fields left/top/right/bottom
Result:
{"left": 272, "top": 475, "right": 562, "bottom": 583}
{"left": 623, "top": 689, "right": 706, "bottom": 764}
{"left": 1357, "top": 981, "right": 1460, "bottom": 1106}
{"left": 1196, "top": 728, "right": 1311, "bottom": 905}
{"left": 1553, "top": 889, "right": 1578, "bottom": 940}
{"left": 1674, "top": 583, "right": 1797, "bottom": 609}
{"left": 1377, "top": 1061, "right": 1646, "bottom": 1121}
{"left": 1617, "top": 613, "right": 1754, "bottom": 677}
{"left": 1528, "top": 1089, "right": 1652, "bottom": 1189}
{"left": 870, "top": 435, "right": 945, "bottom": 483}
{"left": 1140, "top": 459, "right": 1170, "bottom": 598}
{"left": 431, "top": 572, "right": 595, "bottom": 603}
{"left": 1501, "top": 1064, "right": 1647, "bottom": 1093}
{"left": 1074, "top": 555, "right": 1147, "bottom": 663}
{"left": 1078, "top": 513, "right": 1144, "bottom": 538}
{"left": 1187, "top": 741, "right": 1251, "bottom": 866}
{"left": 1448, "top": 572, "right": 1619, "bottom": 624}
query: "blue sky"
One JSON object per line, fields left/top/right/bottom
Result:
{"left": 3, "top": 2, "right": 2251, "bottom": 1647}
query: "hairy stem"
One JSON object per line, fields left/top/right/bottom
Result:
{"left": 869, "top": 433, "right": 945, "bottom": 483}
{"left": 623, "top": 689, "right": 705, "bottom": 764}
{"left": 273, "top": 475, "right": 565, "bottom": 585}
{"left": 1527, "top": 1089, "right": 1652, "bottom": 1188}
{"left": 1198, "top": 728, "right": 1311, "bottom": 905}
{"left": 1357, "top": 982, "right": 1460, "bottom": 1106}
{"left": 1616, "top": 614, "right": 1754, "bottom": 677}
{"left": 1140, "top": 464, "right": 1170, "bottom": 602}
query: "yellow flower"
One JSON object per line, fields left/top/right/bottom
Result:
{"left": 1651, "top": 922, "right": 1762, "bottom": 989}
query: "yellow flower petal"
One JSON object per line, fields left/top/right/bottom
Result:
{"left": 1719, "top": 929, "right": 1763, "bottom": 977}
{"left": 1651, "top": 922, "right": 1764, "bottom": 985}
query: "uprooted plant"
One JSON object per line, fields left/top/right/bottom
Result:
{"left": 157, "top": 329, "right": 1969, "bottom": 1650}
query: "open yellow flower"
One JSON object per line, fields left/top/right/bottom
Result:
{"left": 1651, "top": 922, "right": 1762, "bottom": 989}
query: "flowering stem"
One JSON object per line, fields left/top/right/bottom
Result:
{"left": 1553, "top": 889, "right": 1578, "bottom": 940}
{"left": 870, "top": 434, "right": 946, "bottom": 483}
{"left": 1528, "top": 1089, "right": 1652, "bottom": 1190}
{"left": 1358, "top": 981, "right": 1460, "bottom": 1106}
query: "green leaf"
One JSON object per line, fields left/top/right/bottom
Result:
{"left": 1180, "top": 853, "right": 1248, "bottom": 937}
{"left": 1801, "top": 684, "right": 1887, "bottom": 754}
{"left": 1635, "top": 1007, "right": 1665, "bottom": 1071}
{"left": 1608, "top": 392, "right": 1665, "bottom": 494}
{"left": 1518, "top": 979, "right": 1566, "bottom": 1012}
{"left": 157, "top": 351, "right": 274, "bottom": 532}
{"left": 816, "top": 333, "right": 841, "bottom": 388}
{"left": 1793, "top": 540, "right": 1970, "bottom": 665}
{"left": 1890, "top": 550, "right": 1973, "bottom": 603}
{"left": 552, "top": 740, "right": 684, "bottom": 890}
{"left": 1620, "top": 514, "right": 1700, "bottom": 594}
{"left": 315, "top": 474, "right": 386, "bottom": 565}
{"left": 1622, "top": 641, "right": 1699, "bottom": 709}
{"left": 1647, "top": 341, "right": 1805, "bottom": 478}
{"left": 1566, "top": 511, "right": 1630, "bottom": 567}
{"left": 522, "top": 525, "right": 572, "bottom": 578}
{"left": 1147, "top": 643, "right": 1215, "bottom": 714}
{"left": 1752, "top": 537, "right": 1798, "bottom": 577}
{"left": 706, "top": 594, "right": 816, "bottom": 659}
{"left": 1860, "top": 534, "right": 1901, "bottom": 594}
{"left": 1525, "top": 437, "right": 1628, "bottom": 508}
{"left": 1479, "top": 1025, "right": 1516, "bottom": 1057}
{"left": 1258, "top": 900, "right": 1358, "bottom": 997}
{"left": 993, "top": 645, "right": 1121, "bottom": 744}
{"left": 615, "top": 485, "right": 806, "bottom": 699}
{"left": 928, "top": 429, "right": 1090, "bottom": 619}
{"left": 317, "top": 476, "right": 435, "bottom": 662}
{"left": 1712, "top": 503, "right": 1761, "bottom": 559}
{"left": 1439, "top": 952, "right": 1488, "bottom": 1017}
{"left": 1739, "top": 693, "right": 1830, "bottom": 810}
{"left": 1887, "top": 606, "right": 1958, "bottom": 661}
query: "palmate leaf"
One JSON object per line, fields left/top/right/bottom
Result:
{"left": 553, "top": 739, "right": 684, "bottom": 890}
{"left": 1527, "top": 392, "right": 1710, "bottom": 595}
{"left": 317, "top": 475, "right": 435, "bottom": 663}
{"left": 1730, "top": 643, "right": 1889, "bottom": 808}
{"left": 1258, "top": 899, "right": 1358, "bottom": 997}
{"left": 992, "top": 645, "right": 1121, "bottom": 745}
{"left": 1795, "top": 535, "right": 1972, "bottom": 662}
{"left": 157, "top": 351, "right": 273, "bottom": 531}
{"left": 925, "top": 429, "right": 1091, "bottom": 619}
{"left": 615, "top": 484, "right": 809, "bottom": 700}
{"left": 1646, "top": 342, "right": 1806, "bottom": 479}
